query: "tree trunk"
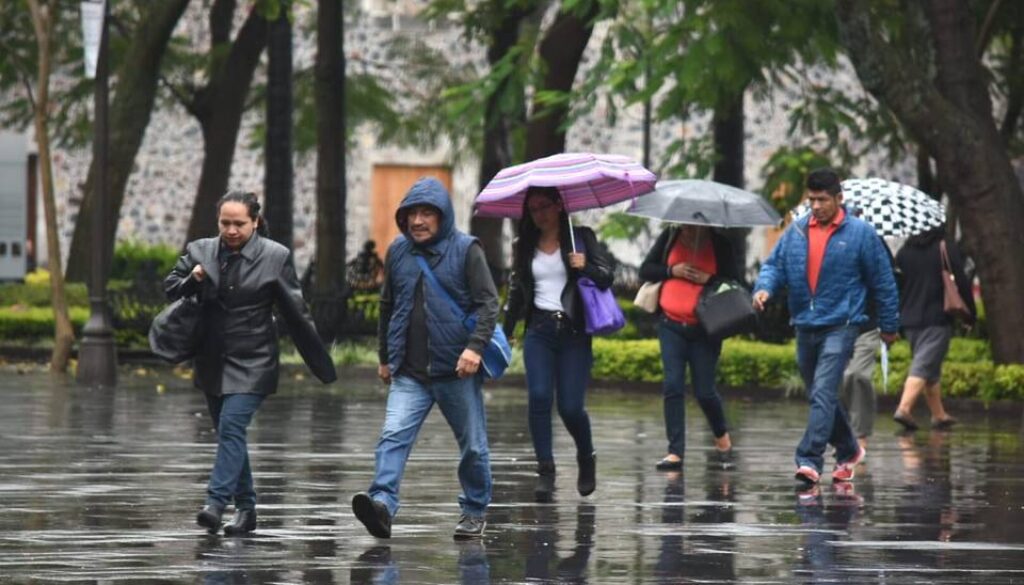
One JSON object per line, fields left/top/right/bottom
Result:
{"left": 65, "top": 0, "right": 191, "bottom": 282}
{"left": 472, "top": 7, "right": 531, "bottom": 284}
{"left": 312, "top": 0, "right": 346, "bottom": 342}
{"left": 184, "top": 7, "right": 268, "bottom": 243}
{"left": 264, "top": 6, "right": 293, "bottom": 248}
{"left": 836, "top": 0, "right": 1024, "bottom": 363}
{"left": 26, "top": 0, "right": 74, "bottom": 371}
{"left": 524, "top": 2, "right": 600, "bottom": 159}
{"left": 712, "top": 91, "right": 749, "bottom": 284}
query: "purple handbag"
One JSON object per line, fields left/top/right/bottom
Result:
{"left": 577, "top": 277, "right": 625, "bottom": 336}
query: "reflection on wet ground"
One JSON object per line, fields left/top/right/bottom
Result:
{"left": 0, "top": 368, "right": 1022, "bottom": 583}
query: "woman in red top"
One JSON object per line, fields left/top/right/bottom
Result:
{"left": 639, "top": 224, "right": 739, "bottom": 471}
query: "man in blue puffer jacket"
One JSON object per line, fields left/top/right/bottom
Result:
{"left": 351, "top": 177, "right": 499, "bottom": 540}
{"left": 753, "top": 168, "right": 899, "bottom": 487}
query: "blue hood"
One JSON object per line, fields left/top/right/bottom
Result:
{"left": 395, "top": 177, "right": 455, "bottom": 248}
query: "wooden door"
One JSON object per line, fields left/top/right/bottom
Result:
{"left": 370, "top": 164, "right": 452, "bottom": 251}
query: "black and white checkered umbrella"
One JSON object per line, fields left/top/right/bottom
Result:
{"left": 792, "top": 178, "right": 945, "bottom": 237}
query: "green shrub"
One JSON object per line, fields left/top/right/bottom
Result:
{"left": 993, "top": 365, "right": 1024, "bottom": 400}
{"left": 110, "top": 240, "right": 179, "bottom": 282}
{"left": 592, "top": 338, "right": 663, "bottom": 382}
{"left": 0, "top": 306, "right": 90, "bottom": 339}
{"left": 0, "top": 281, "right": 90, "bottom": 308}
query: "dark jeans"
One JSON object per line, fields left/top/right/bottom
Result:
{"left": 657, "top": 317, "right": 727, "bottom": 457}
{"left": 204, "top": 393, "right": 265, "bottom": 510}
{"left": 523, "top": 313, "right": 595, "bottom": 462}
{"left": 795, "top": 325, "right": 861, "bottom": 472}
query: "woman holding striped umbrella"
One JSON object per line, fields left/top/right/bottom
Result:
{"left": 503, "top": 186, "right": 616, "bottom": 502}
{"left": 478, "top": 152, "right": 656, "bottom": 501}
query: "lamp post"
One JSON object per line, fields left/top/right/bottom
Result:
{"left": 77, "top": 0, "right": 117, "bottom": 387}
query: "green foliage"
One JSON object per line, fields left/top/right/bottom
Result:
{"left": 759, "top": 147, "right": 840, "bottom": 214}
{"left": 0, "top": 280, "right": 90, "bottom": 308}
{"left": 576, "top": 0, "right": 840, "bottom": 176}
{"left": 0, "top": 1, "right": 135, "bottom": 148}
{"left": 110, "top": 241, "right": 179, "bottom": 281}
{"left": 0, "top": 306, "right": 89, "bottom": 339}
{"left": 586, "top": 335, "right": 1023, "bottom": 401}
{"left": 597, "top": 212, "right": 652, "bottom": 243}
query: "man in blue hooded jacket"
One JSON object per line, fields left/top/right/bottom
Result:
{"left": 351, "top": 177, "right": 499, "bottom": 539}
{"left": 753, "top": 168, "right": 899, "bottom": 487}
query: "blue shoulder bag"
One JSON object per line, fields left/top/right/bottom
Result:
{"left": 413, "top": 255, "right": 512, "bottom": 379}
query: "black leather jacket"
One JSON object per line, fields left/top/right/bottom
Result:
{"left": 164, "top": 234, "right": 337, "bottom": 395}
{"left": 503, "top": 226, "right": 615, "bottom": 336}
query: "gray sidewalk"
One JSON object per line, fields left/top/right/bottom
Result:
{"left": 0, "top": 366, "right": 1022, "bottom": 583}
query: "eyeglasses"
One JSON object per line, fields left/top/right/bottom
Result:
{"left": 527, "top": 202, "right": 558, "bottom": 214}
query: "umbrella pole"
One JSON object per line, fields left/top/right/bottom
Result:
{"left": 567, "top": 214, "right": 577, "bottom": 253}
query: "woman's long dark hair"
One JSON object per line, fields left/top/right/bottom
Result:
{"left": 216, "top": 190, "right": 270, "bottom": 237}
{"left": 514, "top": 186, "right": 568, "bottom": 276}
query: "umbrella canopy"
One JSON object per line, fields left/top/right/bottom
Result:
{"left": 473, "top": 152, "right": 657, "bottom": 219}
{"left": 625, "top": 179, "right": 782, "bottom": 227}
{"left": 792, "top": 178, "right": 945, "bottom": 237}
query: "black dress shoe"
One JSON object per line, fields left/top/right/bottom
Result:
{"left": 223, "top": 508, "right": 257, "bottom": 536}
{"left": 352, "top": 492, "right": 392, "bottom": 538}
{"left": 196, "top": 504, "right": 224, "bottom": 535}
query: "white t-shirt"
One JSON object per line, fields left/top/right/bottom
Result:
{"left": 532, "top": 248, "right": 567, "bottom": 311}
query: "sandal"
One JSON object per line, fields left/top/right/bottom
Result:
{"left": 893, "top": 411, "right": 919, "bottom": 432}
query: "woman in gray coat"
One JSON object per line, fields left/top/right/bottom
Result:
{"left": 165, "top": 191, "right": 337, "bottom": 535}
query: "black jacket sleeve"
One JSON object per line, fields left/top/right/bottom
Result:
{"left": 274, "top": 252, "right": 338, "bottom": 384}
{"left": 377, "top": 249, "right": 394, "bottom": 366}
{"left": 709, "top": 232, "right": 740, "bottom": 282}
{"left": 577, "top": 228, "right": 615, "bottom": 290}
{"left": 639, "top": 228, "right": 674, "bottom": 283}
{"left": 465, "top": 242, "right": 499, "bottom": 355}
{"left": 164, "top": 245, "right": 205, "bottom": 301}
{"left": 502, "top": 239, "right": 525, "bottom": 339}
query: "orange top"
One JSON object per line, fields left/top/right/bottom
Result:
{"left": 659, "top": 234, "right": 717, "bottom": 325}
{"left": 806, "top": 207, "right": 845, "bottom": 294}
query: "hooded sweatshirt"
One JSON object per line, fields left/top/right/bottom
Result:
{"left": 376, "top": 177, "right": 499, "bottom": 381}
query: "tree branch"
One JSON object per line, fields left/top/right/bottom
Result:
{"left": 975, "top": 0, "right": 1004, "bottom": 56}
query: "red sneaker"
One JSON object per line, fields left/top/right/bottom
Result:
{"left": 832, "top": 446, "right": 866, "bottom": 482}
{"left": 795, "top": 465, "right": 820, "bottom": 486}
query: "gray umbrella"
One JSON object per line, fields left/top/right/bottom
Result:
{"left": 625, "top": 179, "right": 782, "bottom": 227}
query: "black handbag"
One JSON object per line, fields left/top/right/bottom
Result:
{"left": 148, "top": 297, "right": 203, "bottom": 363}
{"left": 696, "top": 279, "right": 757, "bottom": 340}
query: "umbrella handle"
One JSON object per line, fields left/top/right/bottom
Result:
{"left": 567, "top": 214, "right": 577, "bottom": 253}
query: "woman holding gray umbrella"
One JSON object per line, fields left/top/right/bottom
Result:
{"left": 628, "top": 179, "right": 781, "bottom": 472}
{"left": 503, "top": 186, "right": 616, "bottom": 502}
{"left": 640, "top": 224, "right": 739, "bottom": 471}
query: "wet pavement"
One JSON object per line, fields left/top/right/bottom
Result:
{"left": 1, "top": 367, "right": 1023, "bottom": 584}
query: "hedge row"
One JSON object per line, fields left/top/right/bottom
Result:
{"left": 0, "top": 306, "right": 145, "bottom": 348}
{"left": 589, "top": 337, "right": 1024, "bottom": 401}
{"left": 4, "top": 304, "right": 1022, "bottom": 401}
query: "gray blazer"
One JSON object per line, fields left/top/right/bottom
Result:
{"left": 164, "top": 234, "right": 337, "bottom": 395}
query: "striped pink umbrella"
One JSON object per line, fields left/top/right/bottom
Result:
{"left": 473, "top": 152, "right": 658, "bottom": 219}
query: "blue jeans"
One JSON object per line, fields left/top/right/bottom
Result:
{"left": 368, "top": 375, "right": 492, "bottom": 518}
{"left": 795, "top": 325, "right": 861, "bottom": 472}
{"left": 204, "top": 393, "right": 265, "bottom": 509}
{"left": 657, "top": 318, "right": 727, "bottom": 457}
{"left": 523, "top": 315, "right": 595, "bottom": 462}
